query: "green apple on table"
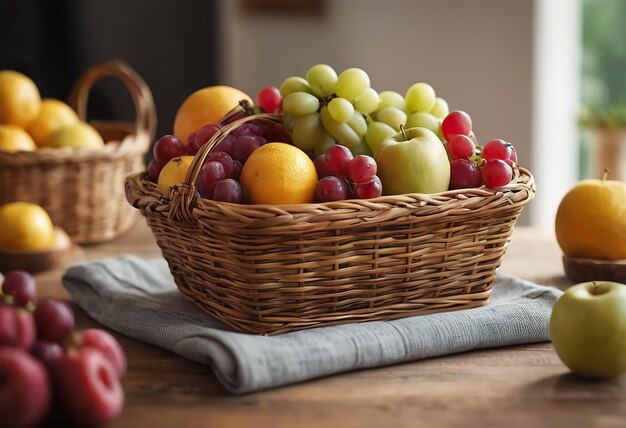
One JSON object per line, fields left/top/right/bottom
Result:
{"left": 550, "top": 281, "right": 626, "bottom": 378}
{"left": 374, "top": 126, "right": 450, "bottom": 195}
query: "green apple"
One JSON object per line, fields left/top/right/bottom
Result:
{"left": 550, "top": 281, "right": 626, "bottom": 378}
{"left": 374, "top": 126, "right": 450, "bottom": 195}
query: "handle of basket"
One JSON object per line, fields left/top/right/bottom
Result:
{"left": 168, "top": 113, "right": 281, "bottom": 222}
{"left": 68, "top": 60, "right": 157, "bottom": 143}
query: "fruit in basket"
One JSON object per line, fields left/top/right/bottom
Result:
{"left": 441, "top": 110, "right": 472, "bottom": 141}
{"left": 375, "top": 127, "right": 450, "bottom": 195}
{"left": 0, "top": 124, "right": 36, "bottom": 152}
{"left": 0, "top": 70, "right": 41, "bottom": 128}
{"left": 0, "top": 348, "right": 52, "bottom": 427}
{"left": 280, "top": 64, "right": 374, "bottom": 156}
{"left": 430, "top": 97, "right": 450, "bottom": 119}
{"left": 0, "top": 202, "right": 55, "bottom": 250}
{"left": 481, "top": 159, "right": 513, "bottom": 188}
{"left": 365, "top": 121, "right": 396, "bottom": 153}
{"left": 44, "top": 122, "right": 105, "bottom": 149}
{"left": 312, "top": 145, "right": 382, "bottom": 201}
{"left": 550, "top": 281, "right": 626, "bottom": 378}
{"left": 241, "top": 142, "right": 318, "bottom": 204}
{"left": 405, "top": 82, "right": 437, "bottom": 113}
{"left": 173, "top": 85, "right": 252, "bottom": 144}
{"left": 555, "top": 170, "right": 626, "bottom": 260}
{"left": 256, "top": 85, "right": 282, "bottom": 114}
{"left": 449, "top": 159, "right": 483, "bottom": 190}
{"left": 26, "top": 98, "right": 78, "bottom": 146}
{"left": 157, "top": 155, "right": 195, "bottom": 196}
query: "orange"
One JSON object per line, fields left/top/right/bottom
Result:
{"left": 555, "top": 171, "right": 626, "bottom": 260}
{"left": 27, "top": 98, "right": 78, "bottom": 146}
{"left": 158, "top": 155, "right": 195, "bottom": 196}
{"left": 240, "top": 143, "right": 318, "bottom": 204}
{"left": 0, "top": 124, "right": 36, "bottom": 152}
{"left": 0, "top": 70, "right": 41, "bottom": 127}
{"left": 0, "top": 202, "right": 55, "bottom": 250}
{"left": 173, "top": 86, "right": 252, "bottom": 144}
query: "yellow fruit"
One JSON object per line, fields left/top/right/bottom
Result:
{"left": 555, "top": 171, "right": 626, "bottom": 260}
{"left": 173, "top": 86, "right": 252, "bottom": 144}
{"left": 157, "top": 156, "right": 195, "bottom": 196}
{"left": 0, "top": 70, "right": 41, "bottom": 127}
{"left": 240, "top": 143, "right": 318, "bottom": 204}
{"left": 27, "top": 98, "right": 78, "bottom": 146}
{"left": 0, "top": 202, "right": 55, "bottom": 250}
{"left": 0, "top": 125, "right": 36, "bottom": 152}
{"left": 44, "top": 122, "right": 105, "bottom": 149}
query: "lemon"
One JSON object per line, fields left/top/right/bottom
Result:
{"left": 27, "top": 98, "right": 78, "bottom": 146}
{"left": 0, "top": 125, "right": 36, "bottom": 152}
{"left": 158, "top": 156, "right": 195, "bottom": 196}
{"left": 0, "top": 202, "right": 55, "bottom": 250}
{"left": 44, "top": 122, "right": 104, "bottom": 149}
{"left": 555, "top": 170, "right": 626, "bottom": 260}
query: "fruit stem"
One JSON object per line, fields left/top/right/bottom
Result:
{"left": 602, "top": 168, "right": 609, "bottom": 182}
{"left": 399, "top": 124, "right": 408, "bottom": 141}
{"left": 592, "top": 281, "right": 598, "bottom": 295}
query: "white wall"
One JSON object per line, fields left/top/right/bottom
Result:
{"left": 218, "top": 0, "right": 578, "bottom": 227}
{"left": 531, "top": 0, "right": 581, "bottom": 228}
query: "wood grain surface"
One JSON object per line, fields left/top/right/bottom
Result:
{"left": 33, "top": 221, "right": 626, "bottom": 428}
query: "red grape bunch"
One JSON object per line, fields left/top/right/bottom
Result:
{"left": 148, "top": 103, "right": 291, "bottom": 204}
{"left": 0, "top": 270, "right": 126, "bottom": 427}
{"left": 442, "top": 111, "right": 518, "bottom": 190}
{"left": 314, "top": 145, "right": 383, "bottom": 202}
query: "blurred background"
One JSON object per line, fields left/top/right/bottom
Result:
{"left": 1, "top": 0, "right": 624, "bottom": 227}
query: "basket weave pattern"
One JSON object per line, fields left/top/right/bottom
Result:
{"left": 125, "top": 116, "right": 535, "bottom": 335}
{"left": 0, "top": 61, "right": 156, "bottom": 243}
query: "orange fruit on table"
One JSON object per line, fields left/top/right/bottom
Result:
{"left": 0, "top": 70, "right": 41, "bottom": 128}
{"left": 555, "top": 170, "right": 626, "bottom": 260}
{"left": 0, "top": 124, "right": 36, "bottom": 152}
{"left": 27, "top": 98, "right": 78, "bottom": 146}
{"left": 173, "top": 85, "right": 252, "bottom": 144}
{"left": 0, "top": 202, "right": 55, "bottom": 250}
{"left": 157, "top": 155, "right": 195, "bottom": 196}
{"left": 240, "top": 142, "right": 318, "bottom": 204}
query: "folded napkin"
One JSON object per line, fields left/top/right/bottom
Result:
{"left": 63, "top": 255, "right": 562, "bottom": 394}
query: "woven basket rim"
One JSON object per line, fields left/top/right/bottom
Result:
{"left": 126, "top": 165, "right": 535, "bottom": 223}
{"left": 0, "top": 128, "right": 150, "bottom": 164}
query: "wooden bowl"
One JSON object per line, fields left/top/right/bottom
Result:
{"left": 0, "top": 227, "right": 82, "bottom": 274}
{"left": 563, "top": 255, "right": 626, "bottom": 284}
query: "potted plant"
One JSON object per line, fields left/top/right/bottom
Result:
{"left": 579, "top": 105, "right": 626, "bottom": 180}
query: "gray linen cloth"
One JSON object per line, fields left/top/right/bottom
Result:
{"left": 62, "top": 255, "right": 562, "bottom": 394}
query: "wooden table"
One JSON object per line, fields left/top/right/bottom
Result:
{"left": 34, "top": 222, "right": 626, "bottom": 428}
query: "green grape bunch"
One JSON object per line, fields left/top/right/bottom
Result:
{"left": 280, "top": 64, "right": 377, "bottom": 156}
{"left": 279, "top": 64, "right": 453, "bottom": 157}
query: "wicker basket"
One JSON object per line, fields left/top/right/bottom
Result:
{"left": 0, "top": 60, "right": 156, "bottom": 244}
{"left": 125, "top": 114, "right": 536, "bottom": 335}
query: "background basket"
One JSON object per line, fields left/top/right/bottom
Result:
{"left": 125, "top": 115, "right": 535, "bottom": 335}
{"left": 0, "top": 60, "right": 156, "bottom": 244}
